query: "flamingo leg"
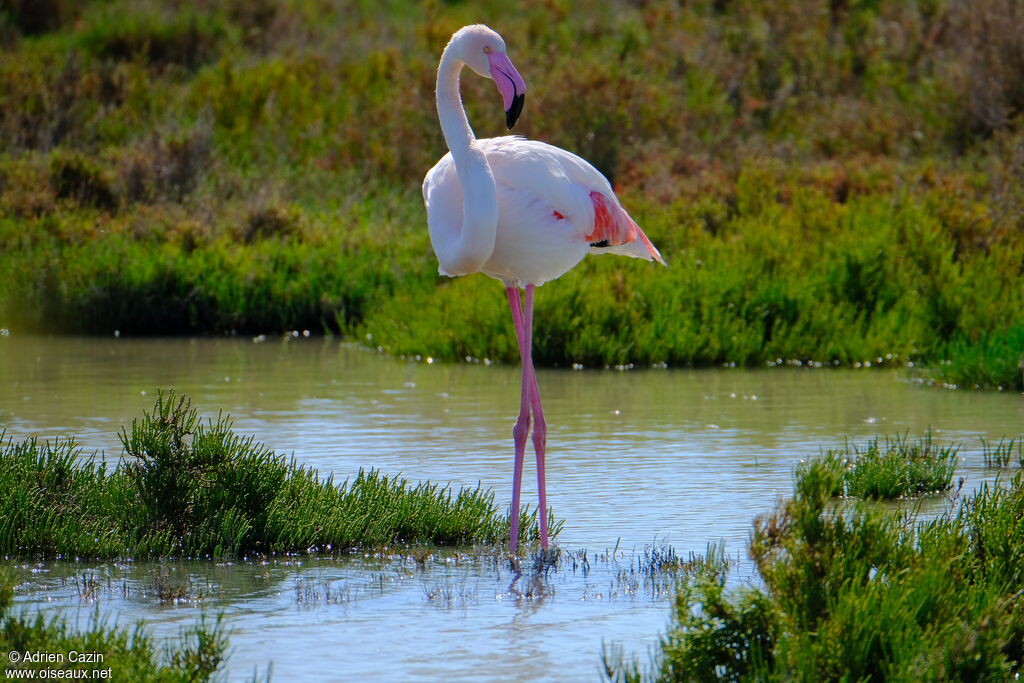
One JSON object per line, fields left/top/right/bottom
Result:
{"left": 523, "top": 285, "right": 549, "bottom": 549}
{"left": 506, "top": 286, "right": 530, "bottom": 554}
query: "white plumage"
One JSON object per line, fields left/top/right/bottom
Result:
{"left": 424, "top": 135, "right": 662, "bottom": 287}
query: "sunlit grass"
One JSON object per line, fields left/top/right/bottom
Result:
{"left": 802, "top": 433, "right": 959, "bottom": 500}
{"left": 0, "top": 391, "right": 558, "bottom": 560}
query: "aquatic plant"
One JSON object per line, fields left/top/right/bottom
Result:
{"left": 606, "top": 462, "right": 1024, "bottom": 680}
{"left": 0, "top": 570, "right": 231, "bottom": 680}
{"left": 981, "top": 436, "right": 1024, "bottom": 468}
{"left": 0, "top": 391, "right": 558, "bottom": 560}
{"left": 802, "top": 433, "right": 959, "bottom": 500}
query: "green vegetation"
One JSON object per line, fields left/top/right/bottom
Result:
{"left": 1, "top": 0, "right": 1022, "bottom": 390}
{"left": 1, "top": 572, "right": 230, "bottom": 681}
{"left": 803, "top": 433, "right": 958, "bottom": 499}
{"left": 0, "top": 391, "right": 556, "bottom": 559}
{"left": 982, "top": 436, "right": 1024, "bottom": 468}
{"left": 607, "top": 460, "right": 1024, "bottom": 681}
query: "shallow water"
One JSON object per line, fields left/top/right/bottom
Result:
{"left": 2, "top": 335, "right": 1022, "bottom": 680}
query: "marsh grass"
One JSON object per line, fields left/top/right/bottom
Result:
{"left": 611, "top": 544, "right": 730, "bottom": 603}
{"left": 606, "top": 464, "right": 1024, "bottom": 681}
{"left": 294, "top": 577, "right": 353, "bottom": 607}
{"left": 981, "top": 436, "right": 1024, "bottom": 468}
{"left": 0, "top": 391, "right": 557, "bottom": 560}
{"left": 804, "top": 433, "right": 959, "bottom": 500}
{"left": 149, "top": 565, "right": 206, "bottom": 605}
{"left": 1, "top": 0, "right": 1023, "bottom": 390}
{"left": 0, "top": 570, "right": 230, "bottom": 680}
{"left": 423, "top": 578, "right": 475, "bottom": 610}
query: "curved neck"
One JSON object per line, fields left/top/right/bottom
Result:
{"left": 430, "top": 40, "right": 498, "bottom": 276}
{"left": 436, "top": 48, "right": 476, "bottom": 156}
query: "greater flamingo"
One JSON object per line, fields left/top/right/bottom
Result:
{"left": 423, "top": 25, "right": 665, "bottom": 554}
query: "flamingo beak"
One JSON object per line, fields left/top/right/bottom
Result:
{"left": 506, "top": 92, "right": 525, "bottom": 130}
{"left": 488, "top": 52, "right": 526, "bottom": 129}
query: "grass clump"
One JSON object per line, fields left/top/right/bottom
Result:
{"left": 803, "top": 433, "right": 959, "bottom": 500}
{"left": 76, "top": 5, "right": 228, "bottom": 71}
{"left": 0, "top": 391, "right": 556, "bottom": 560}
{"left": 0, "top": 571, "right": 229, "bottom": 681}
{"left": 607, "top": 462, "right": 1024, "bottom": 681}
{"left": 49, "top": 149, "right": 117, "bottom": 211}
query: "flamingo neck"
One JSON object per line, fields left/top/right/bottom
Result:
{"left": 436, "top": 49, "right": 476, "bottom": 156}
{"left": 431, "top": 40, "right": 498, "bottom": 275}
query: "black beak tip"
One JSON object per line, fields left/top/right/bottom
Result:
{"left": 506, "top": 93, "right": 525, "bottom": 130}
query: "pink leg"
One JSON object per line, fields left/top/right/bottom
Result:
{"left": 522, "top": 285, "right": 549, "bottom": 549}
{"left": 506, "top": 287, "right": 530, "bottom": 554}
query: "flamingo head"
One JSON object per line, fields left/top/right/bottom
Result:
{"left": 454, "top": 24, "right": 527, "bottom": 129}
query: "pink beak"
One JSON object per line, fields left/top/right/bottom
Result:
{"left": 488, "top": 52, "right": 526, "bottom": 129}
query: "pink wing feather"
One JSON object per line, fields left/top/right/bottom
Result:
{"left": 585, "top": 191, "right": 665, "bottom": 265}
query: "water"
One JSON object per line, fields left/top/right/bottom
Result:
{"left": 2, "top": 335, "right": 1022, "bottom": 680}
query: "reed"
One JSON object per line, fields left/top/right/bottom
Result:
{"left": 0, "top": 391, "right": 557, "bottom": 560}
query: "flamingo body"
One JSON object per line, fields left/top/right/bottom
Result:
{"left": 424, "top": 136, "right": 663, "bottom": 288}
{"left": 424, "top": 25, "right": 664, "bottom": 554}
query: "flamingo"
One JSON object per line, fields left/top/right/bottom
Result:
{"left": 423, "top": 25, "right": 665, "bottom": 554}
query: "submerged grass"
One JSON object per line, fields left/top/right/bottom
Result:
{"left": 0, "top": 570, "right": 231, "bottom": 681}
{"left": 607, "top": 461, "right": 1024, "bottom": 681}
{"left": 0, "top": 391, "right": 557, "bottom": 560}
{"left": 804, "top": 433, "right": 959, "bottom": 499}
{"left": 981, "top": 436, "right": 1024, "bottom": 468}
{"left": 0, "top": 0, "right": 1022, "bottom": 390}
